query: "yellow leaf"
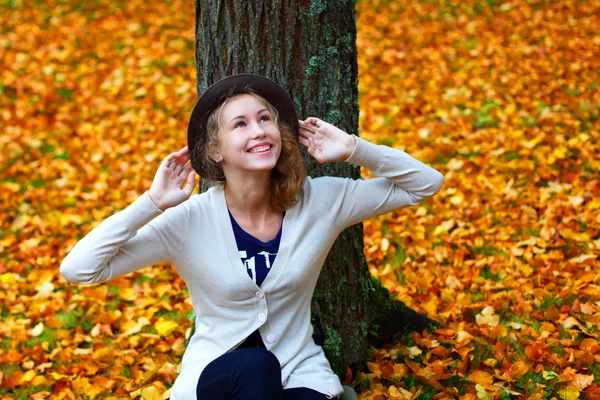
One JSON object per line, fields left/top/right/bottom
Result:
{"left": 72, "top": 377, "right": 92, "bottom": 394}
{"left": 19, "top": 370, "right": 36, "bottom": 384}
{"left": 154, "top": 318, "right": 178, "bottom": 336}
{"left": 558, "top": 384, "right": 580, "bottom": 400}
{"left": 155, "top": 283, "right": 172, "bottom": 298}
{"left": 51, "top": 371, "right": 76, "bottom": 380}
{"left": 588, "top": 199, "right": 600, "bottom": 210}
{"left": 543, "top": 370, "right": 559, "bottom": 381}
{"left": 552, "top": 146, "right": 568, "bottom": 159}
{"left": 560, "top": 228, "right": 589, "bottom": 242}
{"left": 31, "top": 375, "right": 48, "bottom": 386}
{"left": 87, "top": 384, "right": 105, "bottom": 399}
{"left": 2, "top": 182, "right": 21, "bottom": 192}
{"left": 450, "top": 193, "right": 464, "bottom": 205}
{"left": 539, "top": 322, "right": 555, "bottom": 333}
{"left": 518, "top": 264, "right": 533, "bottom": 277}
{"left": 433, "top": 226, "right": 444, "bottom": 236}
{"left": 119, "top": 317, "right": 150, "bottom": 337}
{"left": 141, "top": 385, "right": 163, "bottom": 400}
{"left": 0, "top": 273, "right": 17, "bottom": 284}
{"left": 120, "top": 287, "right": 137, "bottom": 301}
{"left": 475, "top": 384, "right": 492, "bottom": 400}
{"left": 92, "top": 346, "right": 113, "bottom": 361}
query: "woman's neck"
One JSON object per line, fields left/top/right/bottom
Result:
{"left": 223, "top": 173, "right": 276, "bottom": 219}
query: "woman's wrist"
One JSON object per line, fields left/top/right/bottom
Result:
{"left": 148, "top": 190, "right": 166, "bottom": 211}
{"left": 343, "top": 135, "right": 358, "bottom": 161}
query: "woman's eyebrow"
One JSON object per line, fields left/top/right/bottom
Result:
{"left": 228, "top": 109, "right": 269, "bottom": 125}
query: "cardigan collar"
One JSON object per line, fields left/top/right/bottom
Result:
{"left": 214, "top": 186, "right": 297, "bottom": 295}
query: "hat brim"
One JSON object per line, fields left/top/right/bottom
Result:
{"left": 186, "top": 74, "right": 299, "bottom": 180}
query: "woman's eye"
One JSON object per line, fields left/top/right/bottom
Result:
{"left": 234, "top": 116, "right": 269, "bottom": 129}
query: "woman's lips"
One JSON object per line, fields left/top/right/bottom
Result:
{"left": 248, "top": 144, "right": 272, "bottom": 153}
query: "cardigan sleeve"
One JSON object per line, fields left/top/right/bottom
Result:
{"left": 59, "top": 190, "right": 188, "bottom": 285}
{"left": 312, "top": 136, "right": 444, "bottom": 230}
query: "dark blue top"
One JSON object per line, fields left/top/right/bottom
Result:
{"left": 228, "top": 210, "right": 284, "bottom": 287}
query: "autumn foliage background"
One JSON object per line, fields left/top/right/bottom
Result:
{"left": 1, "top": 0, "right": 599, "bottom": 399}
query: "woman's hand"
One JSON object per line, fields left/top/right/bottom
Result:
{"left": 298, "top": 117, "right": 357, "bottom": 164}
{"left": 148, "top": 146, "right": 197, "bottom": 211}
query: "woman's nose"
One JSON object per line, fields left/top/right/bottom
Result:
{"left": 250, "top": 122, "right": 266, "bottom": 138}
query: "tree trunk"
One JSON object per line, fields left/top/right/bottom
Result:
{"left": 190, "top": 0, "right": 440, "bottom": 378}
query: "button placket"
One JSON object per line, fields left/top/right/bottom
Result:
{"left": 257, "top": 312, "right": 266, "bottom": 323}
{"left": 255, "top": 289, "right": 269, "bottom": 345}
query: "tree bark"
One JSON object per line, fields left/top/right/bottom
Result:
{"left": 190, "top": 0, "right": 440, "bottom": 378}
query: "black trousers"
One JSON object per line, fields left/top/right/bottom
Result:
{"left": 196, "top": 331, "right": 331, "bottom": 400}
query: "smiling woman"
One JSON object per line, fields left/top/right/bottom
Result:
{"left": 59, "top": 73, "right": 444, "bottom": 400}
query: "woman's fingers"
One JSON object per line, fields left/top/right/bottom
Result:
{"left": 298, "top": 136, "right": 310, "bottom": 148}
{"left": 166, "top": 146, "right": 190, "bottom": 169}
{"left": 299, "top": 119, "right": 319, "bottom": 134}
{"left": 179, "top": 162, "right": 194, "bottom": 178}
{"left": 176, "top": 158, "right": 189, "bottom": 174}
{"left": 304, "top": 117, "right": 321, "bottom": 127}
{"left": 164, "top": 153, "right": 174, "bottom": 169}
{"left": 299, "top": 127, "right": 312, "bottom": 139}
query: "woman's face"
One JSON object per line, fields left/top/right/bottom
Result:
{"left": 216, "top": 93, "right": 282, "bottom": 178}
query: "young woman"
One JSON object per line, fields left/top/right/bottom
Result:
{"left": 60, "top": 74, "right": 444, "bottom": 400}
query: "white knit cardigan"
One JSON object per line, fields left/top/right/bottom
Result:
{"left": 60, "top": 136, "right": 444, "bottom": 399}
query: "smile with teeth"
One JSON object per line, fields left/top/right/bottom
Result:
{"left": 249, "top": 145, "right": 271, "bottom": 153}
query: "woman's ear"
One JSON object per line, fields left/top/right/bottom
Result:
{"left": 206, "top": 144, "right": 221, "bottom": 163}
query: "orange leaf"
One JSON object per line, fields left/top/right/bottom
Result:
{"left": 467, "top": 370, "right": 493, "bottom": 386}
{"left": 366, "top": 362, "right": 381, "bottom": 376}
{"left": 585, "top": 384, "right": 600, "bottom": 400}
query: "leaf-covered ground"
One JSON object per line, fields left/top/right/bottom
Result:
{"left": 0, "top": 0, "right": 598, "bottom": 399}
{"left": 357, "top": 0, "right": 599, "bottom": 398}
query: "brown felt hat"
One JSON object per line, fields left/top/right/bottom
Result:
{"left": 187, "top": 73, "right": 299, "bottom": 181}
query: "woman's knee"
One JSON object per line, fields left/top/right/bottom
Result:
{"left": 237, "top": 348, "right": 281, "bottom": 376}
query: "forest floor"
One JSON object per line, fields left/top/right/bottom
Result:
{"left": 0, "top": 0, "right": 599, "bottom": 399}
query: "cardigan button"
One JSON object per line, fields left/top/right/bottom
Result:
{"left": 255, "top": 291, "right": 264, "bottom": 299}
{"left": 257, "top": 313, "right": 266, "bottom": 323}
{"left": 266, "top": 334, "right": 275, "bottom": 343}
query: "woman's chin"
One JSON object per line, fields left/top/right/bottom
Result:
{"left": 232, "top": 161, "right": 278, "bottom": 174}
{"left": 246, "top": 152, "right": 280, "bottom": 169}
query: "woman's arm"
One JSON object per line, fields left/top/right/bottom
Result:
{"left": 59, "top": 191, "right": 188, "bottom": 284}
{"left": 59, "top": 146, "right": 196, "bottom": 284}
{"left": 299, "top": 118, "right": 444, "bottom": 230}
